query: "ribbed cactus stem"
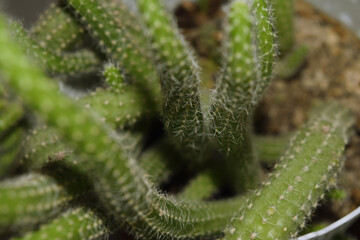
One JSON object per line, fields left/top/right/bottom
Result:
{"left": 269, "top": 0, "right": 295, "bottom": 55}
{"left": 9, "top": 20, "right": 100, "bottom": 75}
{"left": 102, "top": 0, "right": 154, "bottom": 60}
{"left": 139, "top": 140, "right": 184, "bottom": 185}
{"left": 136, "top": 0, "right": 205, "bottom": 156}
{"left": 0, "top": 18, "right": 249, "bottom": 238}
{"left": 102, "top": 63, "right": 160, "bottom": 113}
{"left": 210, "top": 0, "right": 275, "bottom": 192}
{"left": 20, "top": 129, "right": 247, "bottom": 238}
{"left": 255, "top": 134, "right": 290, "bottom": 163}
{"left": 0, "top": 1, "right": 356, "bottom": 239}
{"left": 31, "top": 3, "right": 84, "bottom": 53}
{"left": 77, "top": 89, "right": 152, "bottom": 129}
{"left": 275, "top": 44, "right": 309, "bottom": 79}
{"left": 67, "top": 0, "right": 161, "bottom": 108}
{"left": 0, "top": 173, "right": 72, "bottom": 230}
{"left": 14, "top": 208, "right": 108, "bottom": 240}
{"left": 179, "top": 170, "right": 219, "bottom": 200}
{"left": 253, "top": 0, "right": 276, "bottom": 98}
{"left": 224, "top": 103, "right": 354, "bottom": 240}
{"left": 21, "top": 126, "right": 144, "bottom": 171}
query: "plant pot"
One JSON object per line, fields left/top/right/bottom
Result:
{"left": 296, "top": 207, "right": 360, "bottom": 240}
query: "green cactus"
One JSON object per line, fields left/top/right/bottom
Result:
{"left": 224, "top": 104, "right": 354, "bottom": 239}
{"left": 0, "top": 0, "right": 355, "bottom": 239}
{"left": 30, "top": 3, "right": 84, "bottom": 53}
{"left": 137, "top": 0, "right": 205, "bottom": 158}
{"left": 270, "top": 0, "right": 295, "bottom": 55}
{"left": 13, "top": 208, "right": 109, "bottom": 240}
{"left": 0, "top": 173, "right": 73, "bottom": 230}
{"left": 9, "top": 20, "right": 100, "bottom": 76}
{"left": 275, "top": 44, "right": 309, "bottom": 79}
{"left": 269, "top": 0, "right": 309, "bottom": 79}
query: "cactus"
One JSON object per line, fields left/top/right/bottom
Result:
{"left": 0, "top": 173, "right": 74, "bottom": 230}
{"left": 13, "top": 208, "right": 109, "bottom": 240}
{"left": 0, "top": 0, "right": 355, "bottom": 240}
{"left": 269, "top": 0, "right": 309, "bottom": 79}
{"left": 9, "top": 20, "right": 100, "bottom": 76}
{"left": 30, "top": 3, "right": 84, "bottom": 53}
{"left": 137, "top": 0, "right": 205, "bottom": 158}
{"left": 224, "top": 104, "right": 353, "bottom": 239}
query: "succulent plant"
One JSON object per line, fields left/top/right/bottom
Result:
{"left": 0, "top": 0, "right": 354, "bottom": 239}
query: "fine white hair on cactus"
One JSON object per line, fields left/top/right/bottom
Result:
{"left": 0, "top": 0, "right": 355, "bottom": 239}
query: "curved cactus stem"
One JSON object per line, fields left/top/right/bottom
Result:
{"left": 136, "top": 0, "right": 205, "bottom": 157}
{"left": 9, "top": 20, "right": 100, "bottom": 76}
{"left": 178, "top": 170, "right": 219, "bottom": 201}
{"left": 30, "top": 3, "right": 84, "bottom": 53}
{"left": 66, "top": 0, "right": 161, "bottom": 110}
{"left": 102, "top": 61, "right": 161, "bottom": 111}
{"left": 21, "top": 128, "right": 248, "bottom": 239}
{"left": 210, "top": 0, "right": 276, "bottom": 192}
{"left": 13, "top": 208, "right": 108, "bottom": 240}
{"left": 102, "top": 0, "right": 154, "bottom": 60}
{"left": 139, "top": 140, "right": 185, "bottom": 185}
{"left": 269, "top": 0, "right": 295, "bottom": 55}
{"left": 224, "top": 103, "right": 354, "bottom": 240}
{"left": 20, "top": 126, "right": 75, "bottom": 170}
{"left": 0, "top": 17, "right": 251, "bottom": 238}
{"left": 77, "top": 88, "right": 153, "bottom": 130}
{"left": 275, "top": 44, "right": 309, "bottom": 79}
{"left": 254, "top": 134, "right": 290, "bottom": 164}
{"left": 0, "top": 173, "right": 72, "bottom": 230}
{"left": 1, "top": 3, "right": 354, "bottom": 240}
{"left": 253, "top": 0, "right": 276, "bottom": 99}
{"left": 21, "top": 125, "right": 144, "bottom": 171}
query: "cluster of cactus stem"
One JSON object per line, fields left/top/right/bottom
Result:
{"left": 0, "top": 0, "right": 354, "bottom": 239}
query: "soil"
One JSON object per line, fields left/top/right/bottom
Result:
{"left": 175, "top": 0, "right": 360, "bottom": 238}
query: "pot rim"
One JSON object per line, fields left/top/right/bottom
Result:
{"left": 295, "top": 206, "right": 360, "bottom": 240}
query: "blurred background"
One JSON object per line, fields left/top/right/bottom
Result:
{"left": 1, "top": 0, "right": 54, "bottom": 27}
{"left": 2, "top": 0, "right": 360, "bottom": 37}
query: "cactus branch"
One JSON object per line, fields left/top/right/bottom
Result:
{"left": 210, "top": 0, "right": 275, "bottom": 192}
{"left": 66, "top": 0, "right": 161, "bottom": 108}
{"left": 136, "top": 0, "right": 205, "bottom": 156}
{"left": 9, "top": 20, "right": 100, "bottom": 76}
{"left": 224, "top": 103, "right": 354, "bottom": 240}
{"left": 0, "top": 173, "right": 72, "bottom": 230}
{"left": 30, "top": 3, "right": 84, "bottom": 53}
{"left": 270, "top": 0, "right": 295, "bottom": 55}
{"left": 13, "top": 208, "right": 108, "bottom": 240}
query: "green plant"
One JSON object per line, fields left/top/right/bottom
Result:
{"left": 0, "top": 0, "right": 354, "bottom": 239}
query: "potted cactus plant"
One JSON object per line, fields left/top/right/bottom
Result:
{"left": 0, "top": 0, "right": 358, "bottom": 239}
